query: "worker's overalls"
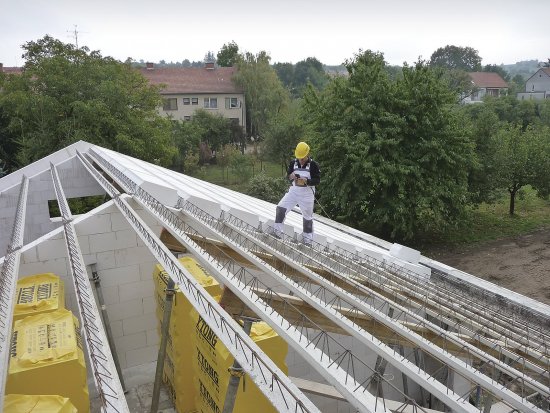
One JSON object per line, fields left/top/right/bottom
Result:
{"left": 274, "top": 159, "right": 314, "bottom": 244}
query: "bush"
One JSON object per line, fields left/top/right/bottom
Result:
{"left": 245, "top": 172, "right": 288, "bottom": 203}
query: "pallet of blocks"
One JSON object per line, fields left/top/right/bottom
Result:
{"left": 13, "top": 273, "right": 65, "bottom": 323}
{"left": 3, "top": 394, "right": 77, "bottom": 413}
{"left": 153, "top": 256, "right": 289, "bottom": 413}
{"left": 6, "top": 308, "right": 90, "bottom": 413}
{"left": 153, "top": 256, "right": 223, "bottom": 413}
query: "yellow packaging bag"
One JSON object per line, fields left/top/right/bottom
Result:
{"left": 13, "top": 273, "right": 65, "bottom": 322}
{"left": 3, "top": 394, "right": 77, "bottom": 413}
{"left": 153, "top": 257, "right": 222, "bottom": 413}
{"left": 190, "top": 315, "right": 288, "bottom": 413}
{"left": 6, "top": 309, "right": 90, "bottom": 413}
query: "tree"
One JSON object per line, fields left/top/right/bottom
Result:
{"left": 542, "top": 59, "right": 550, "bottom": 68}
{"left": 430, "top": 45, "right": 482, "bottom": 71}
{"left": 217, "top": 41, "right": 240, "bottom": 67}
{"left": 233, "top": 51, "right": 289, "bottom": 139}
{"left": 262, "top": 101, "right": 304, "bottom": 168}
{"left": 483, "top": 64, "right": 510, "bottom": 82}
{"left": 0, "top": 36, "right": 175, "bottom": 166}
{"left": 273, "top": 62, "right": 294, "bottom": 90}
{"left": 293, "top": 57, "right": 328, "bottom": 97}
{"left": 303, "top": 50, "right": 475, "bottom": 239}
{"left": 491, "top": 125, "right": 550, "bottom": 215}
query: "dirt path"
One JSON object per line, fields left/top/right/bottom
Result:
{"left": 425, "top": 228, "right": 550, "bottom": 306}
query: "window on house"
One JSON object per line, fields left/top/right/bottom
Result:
{"left": 204, "top": 98, "right": 217, "bottom": 108}
{"left": 225, "top": 97, "right": 239, "bottom": 109}
{"left": 183, "top": 98, "right": 191, "bottom": 105}
{"left": 162, "top": 98, "right": 178, "bottom": 111}
{"left": 191, "top": 97, "right": 198, "bottom": 105}
{"left": 184, "top": 116, "right": 191, "bottom": 121}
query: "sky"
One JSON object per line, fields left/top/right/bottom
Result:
{"left": 1, "top": 0, "right": 549, "bottom": 68}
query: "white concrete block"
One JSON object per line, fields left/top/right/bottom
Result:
{"left": 114, "top": 332, "right": 147, "bottom": 354}
{"left": 114, "top": 229, "right": 138, "bottom": 249}
{"left": 389, "top": 243, "right": 421, "bottom": 264}
{"left": 384, "top": 255, "right": 431, "bottom": 281}
{"left": 100, "top": 264, "right": 141, "bottom": 287}
{"left": 89, "top": 232, "right": 117, "bottom": 253}
{"left": 125, "top": 345, "right": 158, "bottom": 368}
{"left": 333, "top": 239, "right": 356, "bottom": 253}
{"left": 110, "top": 212, "right": 130, "bottom": 232}
{"left": 21, "top": 247, "right": 39, "bottom": 264}
{"left": 146, "top": 329, "right": 159, "bottom": 346}
{"left": 76, "top": 235, "right": 90, "bottom": 255}
{"left": 118, "top": 279, "right": 155, "bottom": 302}
{"left": 227, "top": 207, "right": 259, "bottom": 229}
{"left": 139, "top": 262, "right": 156, "bottom": 281}
{"left": 75, "top": 213, "right": 112, "bottom": 235}
{"left": 138, "top": 180, "right": 179, "bottom": 207}
{"left": 100, "top": 285, "right": 120, "bottom": 305}
{"left": 143, "top": 296, "right": 155, "bottom": 314}
{"left": 95, "top": 251, "right": 116, "bottom": 270}
{"left": 110, "top": 320, "right": 123, "bottom": 338}
{"left": 19, "top": 257, "right": 69, "bottom": 278}
{"left": 37, "top": 238, "right": 67, "bottom": 261}
{"left": 122, "top": 313, "right": 157, "bottom": 335}
{"left": 186, "top": 196, "right": 222, "bottom": 219}
{"left": 81, "top": 253, "right": 98, "bottom": 267}
{"left": 106, "top": 298, "right": 143, "bottom": 322}
{"left": 114, "top": 246, "right": 154, "bottom": 267}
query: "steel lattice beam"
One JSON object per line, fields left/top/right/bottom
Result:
{"left": 0, "top": 176, "right": 28, "bottom": 412}
{"left": 49, "top": 163, "right": 129, "bottom": 413}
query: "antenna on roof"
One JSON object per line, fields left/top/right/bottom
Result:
{"left": 67, "top": 24, "right": 88, "bottom": 49}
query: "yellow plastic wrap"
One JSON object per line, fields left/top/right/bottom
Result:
{"left": 13, "top": 273, "right": 65, "bottom": 322}
{"left": 3, "top": 394, "right": 77, "bottom": 413}
{"left": 6, "top": 309, "right": 90, "bottom": 413}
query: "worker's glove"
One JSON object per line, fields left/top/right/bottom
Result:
{"left": 295, "top": 177, "right": 307, "bottom": 186}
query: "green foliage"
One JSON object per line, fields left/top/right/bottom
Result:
{"left": 482, "top": 64, "right": 510, "bottom": 81}
{"left": 0, "top": 36, "right": 175, "bottom": 167}
{"left": 217, "top": 41, "right": 240, "bottom": 67}
{"left": 233, "top": 52, "right": 290, "bottom": 138}
{"left": 491, "top": 125, "right": 550, "bottom": 214}
{"left": 429, "top": 45, "right": 482, "bottom": 71}
{"left": 262, "top": 101, "right": 304, "bottom": 167}
{"left": 245, "top": 172, "right": 288, "bottom": 203}
{"left": 274, "top": 57, "right": 328, "bottom": 98}
{"left": 303, "top": 50, "right": 475, "bottom": 239}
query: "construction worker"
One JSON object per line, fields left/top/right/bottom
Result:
{"left": 273, "top": 142, "right": 321, "bottom": 245}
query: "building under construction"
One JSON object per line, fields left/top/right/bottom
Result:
{"left": 0, "top": 141, "right": 549, "bottom": 413}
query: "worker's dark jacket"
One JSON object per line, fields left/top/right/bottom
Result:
{"left": 286, "top": 158, "right": 321, "bottom": 187}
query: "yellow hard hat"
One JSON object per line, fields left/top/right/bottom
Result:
{"left": 295, "top": 142, "right": 310, "bottom": 159}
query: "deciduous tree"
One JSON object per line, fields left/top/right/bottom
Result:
{"left": 304, "top": 50, "right": 475, "bottom": 239}
{"left": 0, "top": 36, "right": 175, "bottom": 166}
{"left": 217, "top": 41, "right": 240, "bottom": 67}
{"left": 429, "top": 45, "right": 482, "bottom": 71}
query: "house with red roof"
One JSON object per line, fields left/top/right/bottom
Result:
{"left": 517, "top": 68, "right": 550, "bottom": 101}
{"left": 139, "top": 62, "right": 246, "bottom": 131}
{"left": 462, "top": 72, "right": 509, "bottom": 104}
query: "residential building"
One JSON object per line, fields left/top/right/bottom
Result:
{"left": 462, "top": 72, "right": 508, "bottom": 104}
{"left": 517, "top": 67, "right": 550, "bottom": 101}
{"left": 139, "top": 62, "right": 246, "bottom": 131}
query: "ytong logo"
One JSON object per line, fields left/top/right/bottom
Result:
{"left": 196, "top": 315, "right": 218, "bottom": 349}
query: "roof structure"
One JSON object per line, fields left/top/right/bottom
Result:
{"left": 468, "top": 72, "right": 509, "bottom": 89}
{"left": 139, "top": 65, "right": 242, "bottom": 94}
{"left": 1, "top": 141, "right": 549, "bottom": 413}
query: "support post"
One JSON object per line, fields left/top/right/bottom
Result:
{"left": 150, "top": 277, "right": 176, "bottom": 413}
{"left": 90, "top": 264, "right": 127, "bottom": 393}
{"left": 222, "top": 317, "right": 254, "bottom": 413}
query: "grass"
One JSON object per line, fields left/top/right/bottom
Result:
{"left": 198, "top": 159, "right": 285, "bottom": 191}
{"left": 419, "top": 186, "right": 550, "bottom": 250}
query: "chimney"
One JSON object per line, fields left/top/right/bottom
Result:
{"left": 205, "top": 61, "right": 215, "bottom": 70}
{"left": 146, "top": 62, "right": 154, "bottom": 70}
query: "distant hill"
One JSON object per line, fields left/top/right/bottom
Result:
{"left": 500, "top": 60, "right": 542, "bottom": 82}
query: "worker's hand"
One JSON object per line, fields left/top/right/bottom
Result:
{"left": 288, "top": 172, "right": 296, "bottom": 180}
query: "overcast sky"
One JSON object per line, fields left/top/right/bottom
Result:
{"left": 1, "top": 0, "right": 549, "bottom": 68}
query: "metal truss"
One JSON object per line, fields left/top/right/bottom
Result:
{"left": 0, "top": 176, "right": 28, "bottom": 412}
{"left": 49, "top": 163, "right": 129, "bottom": 413}
{"left": 77, "top": 151, "right": 321, "bottom": 413}
{"left": 175, "top": 199, "right": 547, "bottom": 413}
{"left": 86, "top": 148, "right": 549, "bottom": 412}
